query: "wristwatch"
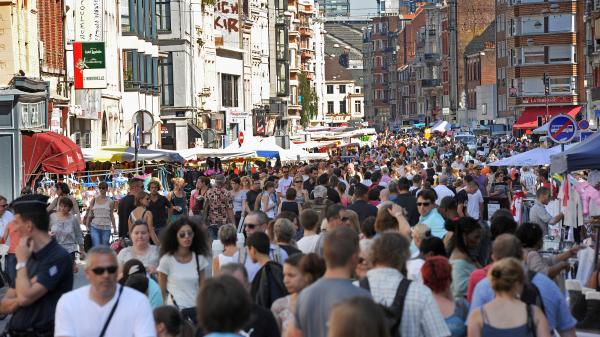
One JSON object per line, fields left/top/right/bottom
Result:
{"left": 15, "top": 261, "right": 27, "bottom": 271}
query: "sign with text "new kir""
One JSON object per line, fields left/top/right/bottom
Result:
{"left": 73, "top": 42, "right": 107, "bottom": 89}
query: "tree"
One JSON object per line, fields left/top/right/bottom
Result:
{"left": 298, "top": 72, "right": 317, "bottom": 127}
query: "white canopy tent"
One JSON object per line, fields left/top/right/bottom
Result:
{"left": 176, "top": 148, "right": 256, "bottom": 161}
{"left": 224, "top": 136, "right": 329, "bottom": 161}
{"left": 489, "top": 144, "right": 572, "bottom": 167}
{"left": 431, "top": 121, "right": 451, "bottom": 132}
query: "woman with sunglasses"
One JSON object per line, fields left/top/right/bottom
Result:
{"left": 85, "top": 181, "right": 116, "bottom": 247}
{"left": 157, "top": 217, "right": 209, "bottom": 322}
{"left": 292, "top": 175, "right": 309, "bottom": 207}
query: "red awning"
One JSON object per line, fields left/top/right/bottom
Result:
{"left": 513, "top": 105, "right": 582, "bottom": 130}
{"left": 22, "top": 131, "right": 85, "bottom": 182}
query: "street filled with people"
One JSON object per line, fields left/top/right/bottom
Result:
{"left": 1, "top": 129, "right": 599, "bottom": 337}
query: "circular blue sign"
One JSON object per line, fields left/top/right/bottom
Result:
{"left": 548, "top": 115, "right": 577, "bottom": 144}
{"left": 578, "top": 120, "right": 590, "bottom": 130}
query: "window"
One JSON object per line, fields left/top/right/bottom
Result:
{"left": 548, "top": 14, "right": 575, "bottom": 33}
{"left": 146, "top": 55, "right": 152, "bottom": 90}
{"left": 137, "top": 0, "right": 145, "bottom": 37}
{"left": 152, "top": 57, "right": 158, "bottom": 93}
{"left": 121, "top": 0, "right": 134, "bottom": 32}
{"left": 549, "top": 45, "right": 574, "bottom": 63}
{"left": 519, "top": 15, "right": 544, "bottom": 35}
{"left": 159, "top": 52, "right": 174, "bottom": 106}
{"left": 221, "top": 74, "right": 239, "bottom": 107}
{"left": 156, "top": 0, "right": 171, "bottom": 32}
{"left": 123, "top": 50, "right": 138, "bottom": 90}
{"left": 550, "top": 77, "right": 575, "bottom": 94}
{"left": 327, "top": 85, "right": 333, "bottom": 94}
{"left": 522, "top": 46, "right": 544, "bottom": 64}
{"left": 354, "top": 101, "right": 361, "bottom": 113}
{"left": 139, "top": 52, "right": 146, "bottom": 89}
{"left": 481, "top": 103, "right": 487, "bottom": 115}
{"left": 339, "top": 101, "right": 346, "bottom": 113}
{"left": 355, "top": 87, "right": 360, "bottom": 94}
{"left": 339, "top": 85, "right": 346, "bottom": 94}
{"left": 20, "top": 102, "right": 44, "bottom": 128}
{"left": 327, "top": 101, "right": 334, "bottom": 114}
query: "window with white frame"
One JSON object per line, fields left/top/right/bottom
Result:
{"left": 520, "top": 77, "right": 544, "bottom": 95}
{"left": 519, "top": 16, "right": 545, "bottom": 35}
{"left": 522, "top": 46, "right": 545, "bottom": 64}
{"left": 548, "top": 45, "right": 574, "bottom": 63}
{"left": 548, "top": 14, "right": 575, "bottom": 33}
{"left": 549, "top": 77, "right": 576, "bottom": 94}
{"left": 355, "top": 101, "right": 362, "bottom": 113}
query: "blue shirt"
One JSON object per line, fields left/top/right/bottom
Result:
{"left": 419, "top": 208, "right": 447, "bottom": 238}
{"left": 469, "top": 273, "right": 577, "bottom": 332}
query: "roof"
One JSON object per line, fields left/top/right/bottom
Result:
{"left": 324, "top": 22, "right": 365, "bottom": 60}
{"left": 325, "top": 56, "right": 354, "bottom": 81}
{"left": 464, "top": 20, "right": 496, "bottom": 57}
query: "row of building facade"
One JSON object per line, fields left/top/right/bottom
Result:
{"left": 362, "top": 0, "right": 597, "bottom": 131}
{"left": 3, "top": 0, "right": 369, "bottom": 152}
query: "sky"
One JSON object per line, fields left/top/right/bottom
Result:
{"left": 350, "top": 0, "right": 378, "bottom": 17}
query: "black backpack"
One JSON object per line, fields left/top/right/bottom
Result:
{"left": 520, "top": 271, "right": 546, "bottom": 315}
{"left": 359, "top": 277, "right": 411, "bottom": 337}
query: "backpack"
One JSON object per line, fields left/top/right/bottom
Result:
{"left": 520, "top": 271, "right": 546, "bottom": 315}
{"left": 359, "top": 277, "right": 411, "bottom": 337}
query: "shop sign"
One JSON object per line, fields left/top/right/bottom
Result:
{"left": 73, "top": 42, "right": 107, "bottom": 89}
{"left": 521, "top": 96, "right": 573, "bottom": 105}
{"left": 75, "top": 0, "right": 103, "bottom": 41}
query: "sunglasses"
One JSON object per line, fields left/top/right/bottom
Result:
{"left": 245, "top": 223, "right": 258, "bottom": 229}
{"left": 178, "top": 231, "right": 194, "bottom": 239}
{"left": 294, "top": 181, "right": 302, "bottom": 183}
{"left": 91, "top": 266, "right": 118, "bottom": 275}
{"left": 417, "top": 202, "right": 431, "bottom": 207}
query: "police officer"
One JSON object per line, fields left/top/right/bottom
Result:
{"left": 0, "top": 194, "right": 73, "bottom": 336}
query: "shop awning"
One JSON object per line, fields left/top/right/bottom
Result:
{"left": 22, "top": 131, "right": 85, "bottom": 181}
{"left": 82, "top": 146, "right": 185, "bottom": 163}
{"left": 513, "top": 106, "right": 582, "bottom": 130}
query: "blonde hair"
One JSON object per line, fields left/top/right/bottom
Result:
{"left": 412, "top": 223, "right": 431, "bottom": 241}
{"left": 489, "top": 257, "right": 525, "bottom": 293}
{"left": 172, "top": 177, "right": 185, "bottom": 187}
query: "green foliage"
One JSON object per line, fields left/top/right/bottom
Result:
{"left": 203, "top": 0, "right": 217, "bottom": 6}
{"left": 299, "top": 72, "right": 317, "bottom": 127}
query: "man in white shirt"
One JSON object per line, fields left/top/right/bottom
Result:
{"left": 466, "top": 181, "right": 484, "bottom": 221}
{"left": 433, "top": 175, "right": 455, "bottom": 206}
{"left": 55, "top": 246, "right": 156, "bottom": 337}
{"left": 0, "top": 195, "right": 14, "bottom": 237}
{"left": 276, "top": 167, "right": 293, "bottom": 201}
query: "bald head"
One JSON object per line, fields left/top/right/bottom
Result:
{"left": 492, "top": 234, "right": 523, "bottom": 261}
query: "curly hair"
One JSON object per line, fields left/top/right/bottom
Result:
{"left": 159, "top": 217, "right": 209, "bottom": 257}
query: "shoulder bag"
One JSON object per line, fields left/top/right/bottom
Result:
{"left": 99, "top": 284, "right": 124, "bottom": 337}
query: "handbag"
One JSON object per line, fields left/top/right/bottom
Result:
{"left": 99, "top": 284, "right": 124, "bottom": 337}
{"left": 168, "top": 253, "right": 202, "bottom": 325}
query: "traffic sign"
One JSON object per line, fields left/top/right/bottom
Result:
{"left": 548, "top": 114, "right": 577, "bottom": 144}
{"left": 238, "top": 131, "right": 245, "bottom": 146}
{"left": 578, "top": 120, "right": 590, "bottom": 130}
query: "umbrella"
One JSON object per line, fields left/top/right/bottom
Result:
{"left": 82, "top": 146, "right": 185, "bottom": 163}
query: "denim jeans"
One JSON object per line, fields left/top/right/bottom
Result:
{"left": 5, "top": 253, "right": 16, "bottom": 288}
{"left": 91, "top": 227, "right": 112, "bottom": 247}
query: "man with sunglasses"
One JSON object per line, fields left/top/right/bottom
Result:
{"left": 55, "top": 246, "right": 156, "bottom": 336}
{"left": 416, "top": 189, "right": 446, "bottom": 239}
{"left": 0, "top": 194, "right": 73, "bottom": 337}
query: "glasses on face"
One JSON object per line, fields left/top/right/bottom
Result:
{"left": 99, "top": 187, "right": 107, "bottom": 190}
{"left": 294, "top": 181, "right": 302, "bottom": 184}
{"left": 178, "top": 231, "right": 194, "bottom": 239}
{"left": 245, "top": 223, "right": 258, "bottom": 230}
{"left": 91, "top": 266, "right": 118, "bottom": 275}
{"left": 417, "top": 202, "right": 431, "bottom": 207}
{"left": 0, "top": 204, "right": 7, "bottom": 208}
{"left": 341, "top": 217, "right": 350, "bottom": 222}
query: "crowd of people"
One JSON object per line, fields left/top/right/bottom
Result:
{"left": 0, "top": 130, "right": 596, "bottom": 337}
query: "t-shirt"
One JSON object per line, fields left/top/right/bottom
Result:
{"left": 117, "top": 245, "right": 160, "bottom": 270}
{"left": 148, "top": 195, "right": 171, "bottom": 227}
{"left": 277, "top": 177, "right": 294, "bottom": 196}
{"left": 246, "top": 189, "right": 261, "bottom": 211}
{"left": 55, "top": 285, "right": 156, "bottom": 337}
{"left": 157, "top": 253, "right": 209, "bottom": 309}
{"left": 297, "top": 235, "right": 320, "bottom": 254}
{"left": 0, "top": 210, "right": 14, "bottom": 240}
{"left": 9, "top": 239, "right": 73, "bottom": 331}
{"left": 348, "top": 200, "right": 378, "bottom": 223}
{"left": 434, "top": 185, "right": 455, "bottom": 206}
{"left": 467, "top": 190, "right": 484, "bottom": 220}
{"left": 295, "top": 278, "right": 371, "bottom": 337}
{"left": 118, "top": 195, "right": 136, "bottom": 237}
{"left": 469, "top": 273, "right": 577, "bottom": 332}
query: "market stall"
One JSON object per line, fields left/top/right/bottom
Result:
{"left": 551, "top": 131, "right": 600, "bottom": 173}
{"left": 82, "top": 146, "right": 186, "bottom": 163}
{"left": 489, "top": 144, "right": 572, "bottom": 167}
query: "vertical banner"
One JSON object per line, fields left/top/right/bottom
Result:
{"left": 75, "top": 0, "right": 104, "bottom": 41}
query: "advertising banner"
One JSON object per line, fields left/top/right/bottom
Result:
{"left": 75, "top": 0, "right": 103, "bottom": 41}
{"left": 73, "top": 42, "right": 107, "bottom": 89}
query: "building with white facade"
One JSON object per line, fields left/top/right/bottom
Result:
{"left": 324, "top": 55, "right": 364, "bottom": 125}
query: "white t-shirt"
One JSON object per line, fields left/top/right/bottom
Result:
{"left": 434, "top": 185, "right": 455, "bottom": 206}
{"left": 277, "top": 176, "right": 294, "bottom": 196}
{"left": 55, "top": 285, "right": 156, "bottom": 337}
{"left": 117, "top": 245, "right": 160, "bottom": 270}
{"left": 0, "top": 210, "right": 14, "bottom": 241}
{"left": 406, "top": 258, "right": 424, "bottom": 283}
{"left": 297, "top": 235, "right": 320, "bottom": 254}
{"left": 467, "top": 190, "right": 484, "bottom": 220}
{"left": 157, "top": 253, "right": 209, "bottom": 309}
